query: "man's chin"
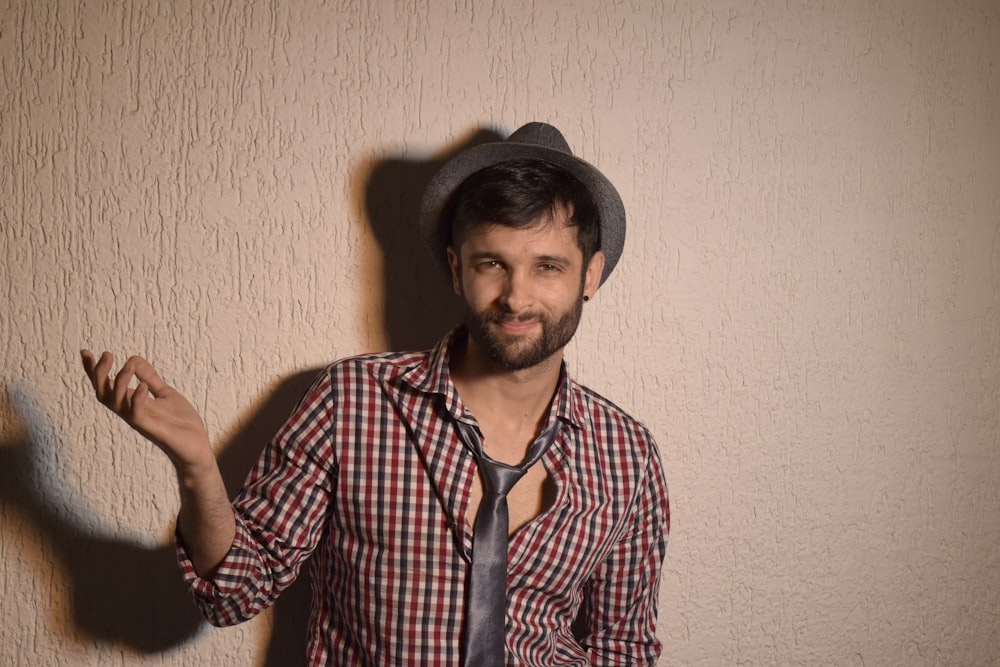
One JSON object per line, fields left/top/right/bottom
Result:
{"left": 479, "top": 333, "right": 548, "bottom": 371}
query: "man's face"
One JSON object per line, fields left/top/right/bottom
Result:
{"left": 447, "top": 210, "right": 604, "bottom": 372}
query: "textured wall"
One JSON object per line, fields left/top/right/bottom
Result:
{"left": 2, "top": 0, "right": 998, "bottom": 664}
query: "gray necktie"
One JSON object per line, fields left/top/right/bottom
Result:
{"left": 457, "top": 421, "right": 560, "bottom": 667}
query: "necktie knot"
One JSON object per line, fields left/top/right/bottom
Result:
{"left": 479, "top": 459, "right": 524, "bottom": 497}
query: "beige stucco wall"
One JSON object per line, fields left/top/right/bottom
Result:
{"left": 2, "top": 0, "right": 998, "bottom": 664}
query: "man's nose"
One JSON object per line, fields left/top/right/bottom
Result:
{"left": 498, "top": 269, "right": 533, "bottom": 312}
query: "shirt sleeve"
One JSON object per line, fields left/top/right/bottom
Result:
{"left": 579, "top": 436, "right": 670, "bottom": 665}
{"left": 175, "top": 369, "right": 338, "bottom": 627}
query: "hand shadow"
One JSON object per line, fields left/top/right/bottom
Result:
{"left": 0, "top": 370, "right": 319, "bottom": 661}
{"left": 0, "top": 124, "right": 506, "bottom": 661}
{"left": 0, "top": 385, "right": 203, "bottom": 653}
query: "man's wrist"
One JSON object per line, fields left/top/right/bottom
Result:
{"left": 173, "top": 442, "right": 220, "bottom": 489}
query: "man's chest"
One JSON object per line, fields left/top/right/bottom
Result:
{"left": 327, "top": 387, "right": 633, "bottom": 565}
{"left": 466, "top": 458, "right": 558, "bottom": 536}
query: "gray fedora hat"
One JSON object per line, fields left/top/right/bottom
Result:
{"left": 419, "top": 122, "right": 626, "bottom": 286}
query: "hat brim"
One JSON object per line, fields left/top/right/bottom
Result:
{"left": 419, "top": 130, "right": 625, "bottom": 287}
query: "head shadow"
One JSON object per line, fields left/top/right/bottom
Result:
{"left": 356, "top": 126, "right": 506, "bottom": 351}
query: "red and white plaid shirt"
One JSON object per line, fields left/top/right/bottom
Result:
{"left": 179, "top": 328, "right": 669, "bottom": 665}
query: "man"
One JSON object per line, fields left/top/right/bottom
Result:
{"left": 81, "top": 122, "right": 669, "bottom": 665}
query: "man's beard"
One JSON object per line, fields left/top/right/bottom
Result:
{"left": 463, "top": 292, "right": 585, "bottom": 372}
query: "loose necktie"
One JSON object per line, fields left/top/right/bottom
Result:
{"left": 457, "top": 421, "right": 560, "bottom": 667}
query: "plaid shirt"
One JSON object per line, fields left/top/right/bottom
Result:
{"left": 179, "top": 328, "right": 669, "bottom": 665}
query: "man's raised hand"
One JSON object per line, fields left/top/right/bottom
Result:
{"left": 80, "top": 350, "right": 213, "bottom": 472}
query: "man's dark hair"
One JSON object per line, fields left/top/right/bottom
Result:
{"left": 448, "top": 159, "right": 601, "bottom": 262}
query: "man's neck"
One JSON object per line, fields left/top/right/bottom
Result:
{"left": 449, "top": 335, "right": 563, "bottom": 436}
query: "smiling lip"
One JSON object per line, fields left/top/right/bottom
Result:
{"left": 496, "top": 319, "right": 540, "bottom": 334}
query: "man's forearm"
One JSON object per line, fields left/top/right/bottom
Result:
{"left": 175, "top": 458, "right": 236, "bottom": 577}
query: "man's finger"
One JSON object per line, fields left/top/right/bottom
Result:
{"left": 89, "top": 351, "right": 115, "bottom": 402}
{"left": 80, "top": 349, "right": 96, "bottom": 374}
{"left": 131, "top": 381, "right": 150, "bottom": 415}
{"left": 111, "top": 361, "right": 136, "bottom": 412}
{"left": 80, "top": 350, "right": 99, "bottom": 391}
{"left": 128, "top": 356, "right": 172, "bottom": 398}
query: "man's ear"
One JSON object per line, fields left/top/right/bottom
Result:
{"left": 446, "top": 246, "right": 462, "bottom": 296}
{"left": 583, "top": 251, "right": 605, "bottom": 299}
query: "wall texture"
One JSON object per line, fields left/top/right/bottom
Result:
{"left": 2, "top": 0, "right": 998, "bottom": 664}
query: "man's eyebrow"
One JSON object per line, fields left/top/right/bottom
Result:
{"left": 463, "top": 250, "right": 575, "bottom": 265}
{"left": 465, "top": 250, "right": 503, "bottom": 262}
{"left": 533, "top": 253, "right": 574, "bottom": 265}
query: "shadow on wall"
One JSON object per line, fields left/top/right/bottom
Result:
{"left": 358, "top": 127, "right": 505, "bottom": 351}
{"left": 0, "top": 375, "right": 318, "bottom": 661}
{"left": 0, "top": 385, "right": 203, "bottom": 652}
{"left": 0, "top": 126, "right": 504, "bottom": 662}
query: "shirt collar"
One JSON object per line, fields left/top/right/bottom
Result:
{"left": 400, "top": 326, "right": 589, "bottom": 431}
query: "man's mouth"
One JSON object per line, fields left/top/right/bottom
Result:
{"left": 494, "top": 317, "right": 540, "bottom": 335}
